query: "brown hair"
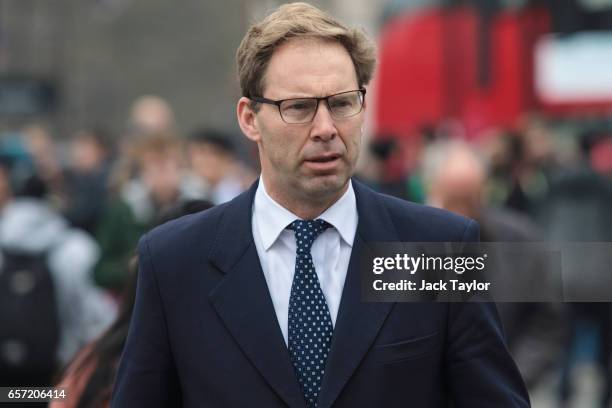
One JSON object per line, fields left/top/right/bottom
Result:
{"left": 236, "top": 2, "right": 376, "bottom": 100}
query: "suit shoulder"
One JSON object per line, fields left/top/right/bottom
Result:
{"left": 375, "top": 192, "right": 478, "bottom": 242}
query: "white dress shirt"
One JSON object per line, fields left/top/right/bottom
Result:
{"left": 252, "top": 177, "right": 358, "bottom": 344}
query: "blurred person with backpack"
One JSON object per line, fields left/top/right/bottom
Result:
{"left": 0, "top": 159, "right": 116, "bottom": 387}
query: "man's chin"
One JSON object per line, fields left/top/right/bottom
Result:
{"left": 300, "top": 173, "right": 350, "bottom": 198}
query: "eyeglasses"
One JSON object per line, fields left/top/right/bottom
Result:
{"left": 250, "top": 89, "right": 366, "bottom": 124}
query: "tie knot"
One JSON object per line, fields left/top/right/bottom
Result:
{"left": 288, "top": 219, "right": 330, "bottom": 252}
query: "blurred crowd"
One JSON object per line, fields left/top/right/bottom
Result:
{"left": 1, "top": 94, "right": 612, "bottom": 406}
{"left": 357, "top": 115, "right": 612, "bottom": 407}
{"left": 0, "top": 95, "right": 256, "bottom": 403}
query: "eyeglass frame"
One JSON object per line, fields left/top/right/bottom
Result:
{"left": 249, "top": 88, "right": 366, "bottom": 124}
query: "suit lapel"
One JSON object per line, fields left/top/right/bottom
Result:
{"left": 208, "top": 181, "right": 306, "bottom": 408}
{"left": 317, "top": 180, "right": 398, "bottom": 408}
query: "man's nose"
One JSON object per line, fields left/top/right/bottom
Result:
{"left": 310, "top": 101, "right": 337, "bottom": 141}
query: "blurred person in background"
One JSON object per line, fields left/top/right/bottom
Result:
{"left": 110, "top": 95, "right": 178, "bottom": 194}
{"left": 422, "top": 139, "right": 563, "bottom": 390}
{"left": 95, "top": 133, "right": 204, "bottom": 292}
{"left": 512, "top": 117, "right": 558, "bottom": 214}
{"left": 187, "top": 128, "right": 255, "bottom": 204}
{"left": 62, "top": 127, "right": 113, "bottom": 235}
{"left": 20, "top": 124, "right": 66, "bottom": 208}
{"left": 355, "top": 138, "right": 412, "bottom": 200}
{"left": 538, "top": 130, "right": 612, "bottom": 242}
{"left": 0, "top": 160, "right": 115, "bottom": 387}
{"left": 480, "top": 129, "right": 524, "bottom": 209}
{"left": 479, "top": 118, "right": 559, "bottom": 217}
{"left": 536, "top": 130, "right": 612, "bottom": 408}
{"left": 51, "top": 199, "right": 213, "bottom": 408}
{"left": 128, "top": 95, "right": 176, "bottom": 137}
{"left": 505, "top": 118, "right": 558, "bottom": 215}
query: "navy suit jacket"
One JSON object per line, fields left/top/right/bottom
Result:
{"left": 112, "top": 179, "right": 530, "bottom": 407}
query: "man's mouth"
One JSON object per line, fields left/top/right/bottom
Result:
{"left": 303, "top": 153, "right": 342, "bottom": 172}
{"left": 304, "top": 153, "right": 341, "bottom": 163}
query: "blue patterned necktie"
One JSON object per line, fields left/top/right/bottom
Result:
{"left": 287, "top": 219, "right": 334, "bottom": 408}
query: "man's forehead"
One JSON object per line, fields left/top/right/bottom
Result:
{"left": 261, "top": 38, "right": 358, "bottom": 98}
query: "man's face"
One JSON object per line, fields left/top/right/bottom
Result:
{"left": 240, "top": 38, "right": 364, "bottom": 204}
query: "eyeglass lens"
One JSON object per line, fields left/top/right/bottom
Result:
{"left": 279, "top": 91, "right": 363, "bottom": 123}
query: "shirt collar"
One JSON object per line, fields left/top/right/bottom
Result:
{"left": 254, "top": 176, "right": 357, "bottom": 250}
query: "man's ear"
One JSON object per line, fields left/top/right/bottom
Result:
{"left": 237, "top": 97, "right": 261, "bottom": 143}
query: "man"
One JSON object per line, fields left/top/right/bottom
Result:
{"left": 112, "top": 3, "right": 529, "bottom": 407}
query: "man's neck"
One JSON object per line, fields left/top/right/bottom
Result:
{"left": 261, "top": 177, "right": 348, "bottom": 220}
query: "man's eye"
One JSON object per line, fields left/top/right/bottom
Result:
{"left": 285, "top": 102, "right": 312, "bottom": 111}
{"left": 330, "top": 98, "right": 353, "bottom": 108}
